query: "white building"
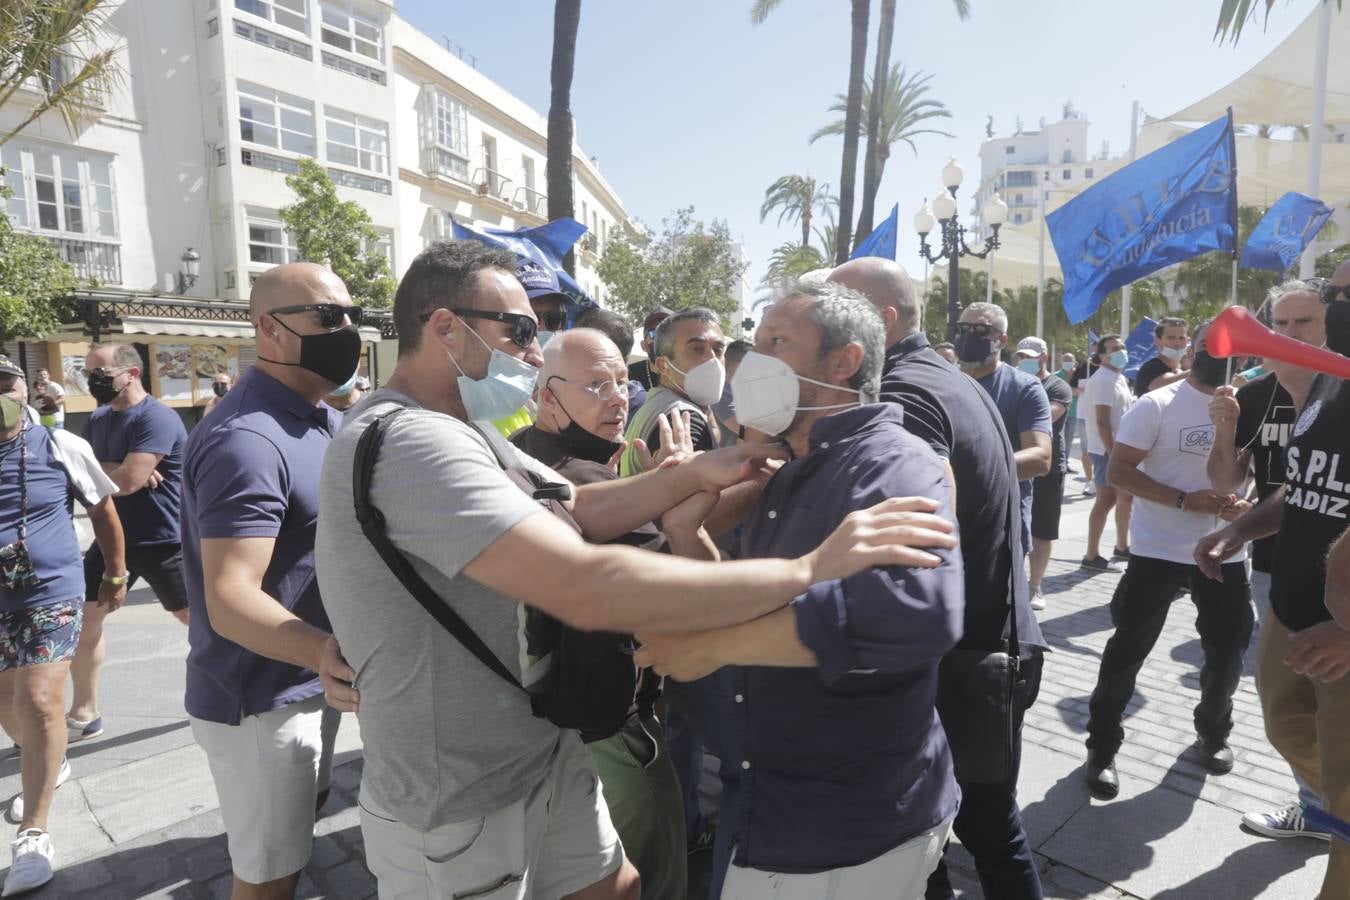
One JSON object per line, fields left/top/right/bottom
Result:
{"left": 1, "top": 0, "right": 629, "bottom": 418}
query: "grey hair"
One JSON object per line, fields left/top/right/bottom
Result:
{"left": 776, "top": 279, "right": 886, "bottom": 402}
{"left": 93, "top": 343, "right": 143, "bottom": 370}
{"left": 961, "top": 301, "right": 1008, "bottom": 334}
{"left": 652, "top": 307, "right": 720, "bottom": 363}
{"left": 1267, "top": 278, "right": 1322, "bottom": 314}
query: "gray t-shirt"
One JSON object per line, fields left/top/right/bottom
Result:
{"left": 316, "top": 389, "right": 565, "bottom": 831}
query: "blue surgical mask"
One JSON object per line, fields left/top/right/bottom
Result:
{"left": 448, "top": 323, "right": 539, "bottom": 422}
{"left": 1108, "top": 349, "right": 1129, "bottom": 369}
{"left": 329, "top": 370, "right": 359, "bottom": 398}
{"left": 1016, "top": 359, "right": 1041, "bottom": 375}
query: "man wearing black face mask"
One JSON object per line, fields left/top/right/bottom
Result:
{"left": 510, "top": 328, "right": 712, "bottom": 900}
{"left": 179, "top": 262, "right": 358, "bottom": 899}
{"left": 1083, "top": 320, "right": 1254, "bottom": 799}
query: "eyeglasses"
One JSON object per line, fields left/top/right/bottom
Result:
{"left": 539, "top": 310, "right": 566, "bottom": 332}
{"left": 1311, "top": 277, "right": 1350, "bottom": 305}
{"left": 272, "top": 304, "right": 364, "bottom": 329}
{"left": 547, "top": 375, "right": 626, "bottom": 401}
{"left": 954, "top": 322, "right": 999, "bottom": 338}
{"left": 82, "top": 366, "right": 127, "bottom": 380}
{"left": 420, "top": 308, "right": 539, "bottom": 349}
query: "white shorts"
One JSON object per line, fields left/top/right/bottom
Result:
{"left": 190, "top": 694, "right": 336, "bottom": 884}
{"left": 359, "top": 731, "right": 624, "bottom": 900}
{"left": 720, "top": 819, "right": 952, "bottom": 900}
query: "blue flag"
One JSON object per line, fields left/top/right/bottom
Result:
{"left": 449, "top": 217, "right": 596, "bottom": 312}
{"left": 1123, "top": 317, "right": 1159, "bottom": 381}
{"left": 1239, "top": 191, "right": 1332, "bottom": 273}
{"left": 850, "top": 204, "right": 898, "bottom": 260}
{"left": 1048, "top": 112, "right": 1238, "bottom": 324}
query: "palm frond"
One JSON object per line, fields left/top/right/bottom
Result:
{"left": 749, "top": 0, "right": 787, "bottom": 25}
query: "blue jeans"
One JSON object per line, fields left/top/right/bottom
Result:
{"left": 1250, "top": 568, "right": 1322, "bottom": 813}
{"left": 663, "top": 671, "right": 741, "bottom": 900}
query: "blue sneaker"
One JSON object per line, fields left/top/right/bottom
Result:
{"left": 66, "top": 716, "right": 103, "bottom": 743}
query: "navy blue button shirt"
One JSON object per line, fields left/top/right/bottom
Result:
{"left": 84, "top": 395, "right": 187, "bottom": 546}
{"left": 731, "top": 403, "right": 964, "bottom": 874}
{"left": 181, "top": 369, "right": 339, "bottom": 725}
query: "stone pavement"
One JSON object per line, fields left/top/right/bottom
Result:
{"left": 2, "top": 479, "right": 1332, "bottom": 898}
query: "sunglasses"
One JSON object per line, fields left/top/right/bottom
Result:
{"left": 539, "top": 310, "right": 567, "bottom": 332}
{"left": 1311, "top": 278, "right": 1350, "bottom": 305}
{"left": 82, "top": 366, "right": 128, "bottom": 380}
{"left": 420, "top": 308, "right": 539, "bottom": 349}
{"left": 954, "top": 322, "right": 999, "bottom": 338}
{"left": 272, "top": 304, "right": 364, "bottom": 329}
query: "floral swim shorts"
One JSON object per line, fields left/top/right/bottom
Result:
{"left": 0, "top": 602, "right": 83, "bottom": 672}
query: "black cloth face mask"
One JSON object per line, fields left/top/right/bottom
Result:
{"left": 1190, "top": 350, "right": 1229, "bottom": 386}
{"left": 1327, "top": 301, "right": 1350, "bottom": 357}
{"left": 212, "top": 382, "right": 230, "bottom": 398}
{"left": 87, "top": 370, "right": 127, "bottom": 405}
{"left": 548, "top": 381, "right": 623, "bottom": 464}
{"left": 955, "top": 333, "right": 999, "bottom": 364}
{"left": 261, "top": 318, "right": 362, "bottom": 386}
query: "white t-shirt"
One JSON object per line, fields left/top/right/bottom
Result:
{"left": 36, "top": 381, "right": 64, "bottom": 426}
{"left": 1114, "top": 380, "right": 1247, "bottom": 565}
{"left": 1084, "top": 367, "right": 1133, "bottom": 455}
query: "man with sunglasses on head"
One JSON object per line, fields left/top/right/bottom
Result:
{"left": 180, "top": 262, "right": 361, "bottom": 900}
{"left": 71, "top": 343, "right": 188, "bottom": 753}
{"left": 1197, "top": 262, "right": 1350, "bottom": 899}
{"left": 315, "top": 240, "right": 935, "bottom": 900}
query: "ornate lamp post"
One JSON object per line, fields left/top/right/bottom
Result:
{"left": 914, "top": 158, "right": 1008, "bottom": 338}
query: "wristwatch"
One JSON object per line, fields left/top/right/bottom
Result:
{"left": 102, "top": 572, "right": 129, "bottom": 586}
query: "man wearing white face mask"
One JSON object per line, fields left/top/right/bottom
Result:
{"left": 619, "top": 308, "right": 726, "bottom": 478}
{"left": 1083, "top": 335, "right": 1136, "bottom": 569}
{"left": 1134, "top": 317, "right": 1190, "bottom": 397}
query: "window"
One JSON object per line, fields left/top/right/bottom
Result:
{"left": 321, "top": 51, "right": 385, "bottom": 84}
{"left": 1063, "top": 169, "right": 1072, "bottom": 180}
{"left": 235, "top": 0, "right": 307, "bottom": 32}
{"left": 327, "top": 167, "right": 390, "bottom": 193}
{"left": 1013, "top": 193, "right": 1023, "bottom": 205}
{"left": 1013, "top": 213, "right": 1024, "bottom": 224}
{"left": 234, "top": 19, "right": 312, "bottom": 59}
{"left": 1005, "top": 145, "right": 1015, "bottom": 155}
{"left": 522, "top": 156, "right": 536, "bottom": 190}
{"left": 241, "top": 148, "right": 300, "bottom": 174}
{"left": 1085, "top": 168, "right": 1094, "bottom": 179}
{"left": 320, "top": 2, "right": 382, "bottom": 62}
{"left": 246, "top": 209, "right": 297, "bottom": 265}
{"left": 364, "top": 229, "right": 393, "bottom": 267}
{"left": 237, "top": 81, "right": 315, "bottom": 156}
{"left": 2, "top": 144, "right": 117, "bottom": 237}
{"left": 1061, "top": 149, "right": 1073, "bottom": 164}
{"left": 325, "top": 107, "right": 387, "bottom": 174}
{"left": 428, "top": 89, "right": 469, "bottom": 180}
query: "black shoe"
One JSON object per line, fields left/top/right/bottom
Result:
{"left": 1197, "top": 741, "right": 1234, "bottom": 774}
{"left": 315, "top": 788, "right": 330, "bottom": 818}
{"left": 1111, "top": 547, "right": 1130, "bottom": 561}
{"left": 1085, "top": 752, "right": 1119, "bottom": 798}
{"left": 1081, "top": 555, "right": 1117, "bottom": 572}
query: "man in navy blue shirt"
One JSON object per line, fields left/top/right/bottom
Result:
{"left": 637, "top": 282, "right": 965, "bottom": 899}
{"left": 181, "top": 262, "right": 358, "bottom": 899}
{"left": 73, "top": 342, "right": 189, "bottom": 747}
{"left": 0, "top": 357, "right": 127, "bottom": 895}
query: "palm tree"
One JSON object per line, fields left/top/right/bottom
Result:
{"left": 814, "top": 213, "right": 839, "bottom": 261}
{"left": 547, "top": 0, "right": 582, "bottom": 275}
{"left": 811, "top": 64, "right": 954, "bottom": 210}
{"left": 760, "top": 174, "right": 836, "bottom": 249}
{"left": 1214, "top": 0, "right": 1341, "bottom": 44}
{"left": 854, "top": 0, "right": 896, "bottom": 247}
{"left": 761, "top": 242, "right": 827, "bottom": 287}
{"left": 0, "top": 0, "right": 122, "bottom": 146}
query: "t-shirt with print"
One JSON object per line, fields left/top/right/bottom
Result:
{"left": 84, "top": 396, "right": 186, "bottom": 546}
{"left": 1084, "top": 367, "right": 1133, "bottom": 456}
{"left": 316, "top": 390, "right": 568, "bottom": 832}
{"left": 1113, "top": 380, "right": 1246, "bottom": 566}
{"left": 1232, "top": 373, "right": 1296, "bottom": 573}
{"left": 1270, "top": 374, "right": 1350, "bottom": 631}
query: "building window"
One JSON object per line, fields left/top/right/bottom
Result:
{"left": 1, "top": 145, "right": 28, "bottom": 225}
{"left": 234, "top": 19, "right": 312, "bottom": 59}
{"left": 234, "top": 0, "right": 307, "bottom": 33}
{"left": 241, "top": 148, "right": 300, "bottom": 173}
{"left": 1085, "top": 168, "right": 1094, "bottom": 178}
{"left": 320, "top": 51, "right": 385, "bottom": 84}
{"left": 2, "top": 144, "right": 117, "bottom": 238}
{"left": 364, "top": 228, "right": 393, "bottom": 268}
{"left": 1013, "top": 213, "right": 1023, "bottom": 224}
{"left": 237, "top": 81, "right": 315, "bottom": 156}
{"left": 1061, "top": 149, "right": 1073, "bottom": 163}
{"left": 426, "top": 88, "right": 469, "bottom": 180}
{"left": 246, "top": 209, "right": 297, "bottom": 265}
{"left": 1005, "top": 145, "right": 1015, "bottom": 155}
{"left": 1063, "top": 169, "right": 1072, "bottom": 180}
{"left": 327, "top": 167, "right": 391, "bottom": 194}
{"left": 320, "top": 2, "right": 383, "bottom": 62}
{"left": 325, "top": 107, "right": 387, "bottom": 174}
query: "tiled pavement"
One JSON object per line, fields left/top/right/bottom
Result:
{"left": 3, "top": 479, "right": 1332, "bottom": 898}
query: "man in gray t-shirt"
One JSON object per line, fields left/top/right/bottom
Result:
{"left": 317, "top": 241, "right": 944, "bottom": 899}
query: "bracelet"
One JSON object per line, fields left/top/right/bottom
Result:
{"left": 102, "top": 572, "right": 129, "bottom": 586}
{"left": 1176, "top": 491, "right": 1187, "bottom": 509}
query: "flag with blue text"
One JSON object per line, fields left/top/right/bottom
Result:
{"left": 851, "top": 205, "right": 898, "bottom": 260}
{"left": 1238, "top": 192, "right": 1332, "bottom": 273}
{"left": 1048, "top": 112, "right": 1238, "bottom": 324}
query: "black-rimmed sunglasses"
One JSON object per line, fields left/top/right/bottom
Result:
{"left": 539, "top": 309, "right": 567, "bottom": 332}
{"left": 1311, "top": 277, "right": 1350, "bottom": 306}
{"left": 420, "top": 308, "right": 538, "bottom": 349}
{"left": 954, "top": 321, "right": 999, "bottom": 338}
{"left": 272, "top": 304, "right": 364, "bottom": 328}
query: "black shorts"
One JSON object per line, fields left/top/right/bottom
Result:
{"left": 1031, "top": 471, "right": 1065, "bottom": 542}
{"left": 84, "top": 541, "right": 189, "bottom": 613}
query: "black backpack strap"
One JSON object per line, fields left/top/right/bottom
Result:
{"left": 352, "top": 406, "right": 525, "bottom": 692}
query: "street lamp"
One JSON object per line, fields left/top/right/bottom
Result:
{"left": 176, "top": 247, "right": 201, "bottom": 294}
{"left": 915, "top": 158, "right": 1006, "bottom": 338}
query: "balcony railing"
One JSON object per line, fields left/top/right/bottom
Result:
{"left": 328, "top": 167, "right": 392, "bottom": 194}
{"left": 421, "top": 145, "right": 471, "bottom": 183}
{"left": 512, "top": 185, "right": 547, "bottom": 216}
{"left": 49, "top": 237, "right": 121, "bottom": 284}
{"left": 472, "top": 167, "right": 513, "bottom": 200}
{"left": 321, "top": 51, "right": 385, "bottom": 85}
{"left": 234, "top": 19, "right": 312, "bottom": 60}
{"left": 241, "top": 148, "right": 300, "bottom": 174}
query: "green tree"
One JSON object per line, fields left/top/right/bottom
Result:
{"left": 810, "top": 63, "right": 953, "bottom": 238}
{"left": 0, "top": 182, "right": 76, "bottom": 342}
{"left": 1172, "top": 205, "right": 1280, "bottom": 317}
{"left": 278, "top": 158, "right": 395, "bottom": 308}
{"left": 0, "top": 0, "right": 123, "bottom": 146}
{"left": 547, "top": 0, "right": 582, "bottom": 275}
{"left": 814, "top": 213, "right": 839, "bottom": 261}
{"left": 597, "top": 207, "right": 750, "bottom": 327}
{"left": 1214, "top": 0, "right": 1341, "bottom": 44}
{"left": 760, "top": 174, "right": 835, "bottom": 249}
{"left": 761, "top": 242, "right": 827, "bottom": 287}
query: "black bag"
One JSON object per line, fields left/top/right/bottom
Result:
{"left": 352, "top": 406, "right": 637, "bottom": 737}
{"left": 934, "top": 396, "right": 1030, "bottom": 786}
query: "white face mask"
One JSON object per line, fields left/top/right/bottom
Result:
{"left": 730, "top": 351, "right": 861, "bottom": 436}
{"left": 666, "top": 356, "right": 725, "bottom": 406}
{"left": 1159, "top": 345, "right": 1186, "bottom": 361}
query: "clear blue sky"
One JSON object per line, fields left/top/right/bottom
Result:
{"left": 398, "top": 0, "right": 1315, "bottom": 304}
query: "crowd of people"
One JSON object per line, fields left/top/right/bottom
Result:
{"left": 1, "top": 242, "right": 1349, "bottom": 899}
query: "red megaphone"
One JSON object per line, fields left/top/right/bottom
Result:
{"left": 1208, "top": 306, "right": 1350, "bottom": 380}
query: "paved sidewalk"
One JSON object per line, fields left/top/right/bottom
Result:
{"left": 3, "top": 482, "right": 1331, "bottom": 898}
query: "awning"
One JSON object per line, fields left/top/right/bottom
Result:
{"left": 118, "top": 316, "right": 384, "bottom": 343}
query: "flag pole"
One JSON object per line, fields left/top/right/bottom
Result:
{"left": 1121, "top": 100, "right": 1140, "bottom": 336}
{"left": 1300, "top": 0, "right": 1333, "bottom": 278}
{"left": 1037, "top": 168, "right": 1046, "bottom": 338}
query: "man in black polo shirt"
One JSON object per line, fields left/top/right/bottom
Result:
{"left": 1133, "top": 317, "right": 1190, "bottom": 397}
{"left": 830, "top": 257, "right": 1047, "bottom": 900}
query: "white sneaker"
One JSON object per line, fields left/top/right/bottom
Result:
{"left": 6, "top": 758, "right": 70, "bottom": 825}
{"left": 1241, "top": 803, "right": 1331, "bottom": 841}
{"left": 1031, "top": 591, "right": 1047, "bottom": 611}
{"left": 2, "top": 829, "right": 53, "bottom": 896}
